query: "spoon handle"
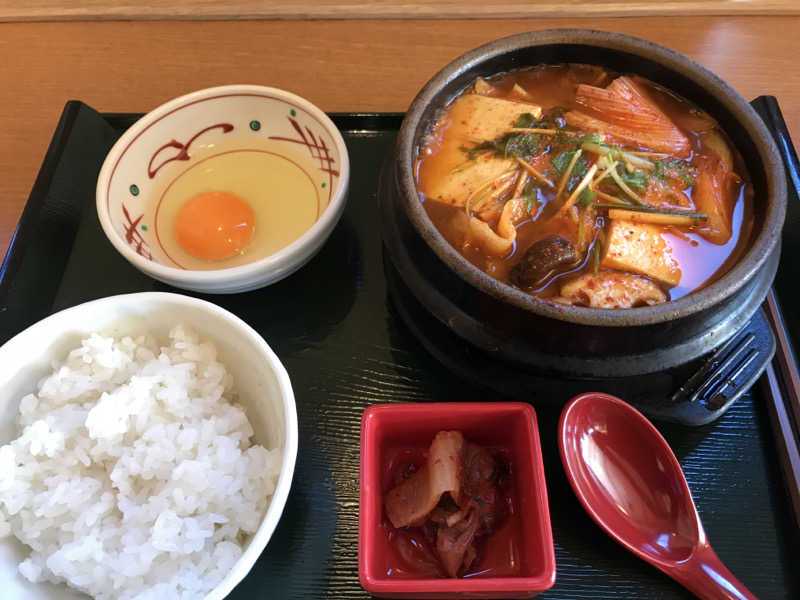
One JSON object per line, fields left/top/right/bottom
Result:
{"left": 675, "top": 544, "right": 758, "bottom": 600}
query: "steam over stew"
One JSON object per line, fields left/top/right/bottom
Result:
{"left": 416, "top": 64, "right": 754, "bottom": 308}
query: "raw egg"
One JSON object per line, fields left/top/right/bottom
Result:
{"left": 174, "top": 191, "right": 255, "bottom": 261}
{"left": 154, "top": 142, "right": 325, "bottom": 270}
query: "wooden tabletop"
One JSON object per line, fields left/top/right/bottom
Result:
{"left": 1, "top": 16, "right": 798, "bottom": 261}
{"left": 1, "top": 0, "right": 797, "bottom": 20}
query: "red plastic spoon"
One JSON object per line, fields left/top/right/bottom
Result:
{"left": 558, "top": 392, "right": 757, "bottom": 600}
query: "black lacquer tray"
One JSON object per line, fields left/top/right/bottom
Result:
{"left": 1, "top": 100, "right": 799, "bottom": 599}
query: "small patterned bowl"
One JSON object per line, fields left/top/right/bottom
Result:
{"left": 96, "top": 85, "right": 350, "bottom": 293}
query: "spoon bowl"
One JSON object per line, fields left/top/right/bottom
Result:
{"left": 559, "top": 392, "right": 757, "bottom": 600}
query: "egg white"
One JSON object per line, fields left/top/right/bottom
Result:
{"left": 153, "top": 140, "right": 323, "bottom": 270}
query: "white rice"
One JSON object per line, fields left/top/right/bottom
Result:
{"left": 0, "top": 325, "right": 280, "bottom": 599}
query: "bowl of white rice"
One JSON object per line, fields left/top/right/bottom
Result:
{"left": 0, "top": 292, "right": 298, "bottom": 599}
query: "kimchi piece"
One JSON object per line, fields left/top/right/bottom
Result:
{"left": 565, "top": 76, "right": 692, "bottom": 157}
{"left": 384, "top": 431, "right": 510, "bottom": 578}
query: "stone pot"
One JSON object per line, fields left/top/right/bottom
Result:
{"left": 386, "top": 29, "right": 786, "bottom": 377}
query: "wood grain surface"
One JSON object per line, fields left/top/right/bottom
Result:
{"left": 1, "top": 16, "right": 799, "bottom": 261}
{"left": 0, "top": 0, "right": 798, "bottom": 21}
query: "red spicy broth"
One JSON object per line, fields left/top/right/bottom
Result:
{"left": 380, "top": 445, "right": 521, "bottom": 579}
{"left": 415, "top": 63, "right": 754, "bottom": 307}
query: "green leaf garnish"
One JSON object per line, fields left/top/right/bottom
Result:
{"left": 521, "top": 179, "right": 540, "bottom": 213}
{"left": 550, "top": 130, "right": 576, "bottom": 147}
{"left": 578, "top": 132, "right": 605, "bottom": 146}
{"left": 460, "top": 114, "right": 546, "bottom": 162}
{"left": 538, "top": 107, "right": 567, "bottom": 130}
{"left": 552, "top": 150, "right": 588, "bottom": 192}
{"left": 552, "top": 150, "right": 578, "bottom": 177}
{"left": 513, "top": 113, "right": 539, "bottom": 128}
{"left": 619, "top": 168, "right": 650, "bottom": 191}
{"left": 503, "top": 132, "right": 543, "bottom": 160}
{"left": 578, "top": 187, "right": 597, "bottom": 207}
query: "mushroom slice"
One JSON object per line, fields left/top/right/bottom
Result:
{"left": 510, "top": 235, "right": 580, "bottom": 289}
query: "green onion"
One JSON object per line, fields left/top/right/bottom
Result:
{"left": 593, "top": 203, "right": 708, "bottom": 219}
{"left": 606, "top": 166, "right": 645, "bottom": 205}
{"left": 582, "top": 142, "right": 656, "bottom": 172}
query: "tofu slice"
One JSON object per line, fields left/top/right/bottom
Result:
{"left": 508, "top": 83, "right": 534, "bottom": 101}
{"left": 601, "top": 220, "right": 681, "bottom": 287}
{"left": 473, "top": 77, "right": 494, "bottom": 96}
{"left": 448, "top": 94, "right": 542, "bottom": 142}
{"left": 424, "top": 154, "right": 516, "bottom": 207}
{"left": 421, "top": 94, "right": 542, "bottom": 207}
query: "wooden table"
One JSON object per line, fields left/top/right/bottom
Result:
{"left": 1, "top": 16, "right": 798, "bottom": 260}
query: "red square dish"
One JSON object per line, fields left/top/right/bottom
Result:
{"left": 359, "top": 402, "right": 555, "bottom": 598}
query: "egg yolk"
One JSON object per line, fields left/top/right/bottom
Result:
{"left": 174, "top": 191, "right": 255, "bottom": 261}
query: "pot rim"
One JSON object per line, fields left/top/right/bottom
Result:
{"left": 396, "top": 28, "right": 786, "bottom": 327}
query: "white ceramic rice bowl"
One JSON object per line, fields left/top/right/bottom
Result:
{"left": 0, "top": 292, "right": 298, "bottom": 599}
